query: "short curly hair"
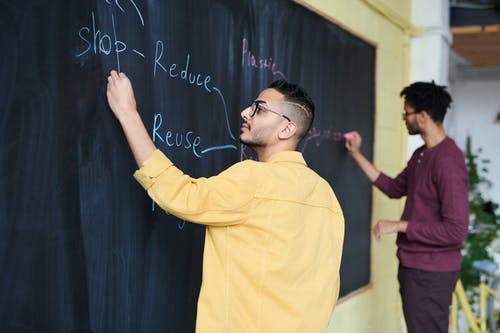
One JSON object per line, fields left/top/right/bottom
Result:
{"left": 400, "top": 81, "right": 452, "bottom": 123}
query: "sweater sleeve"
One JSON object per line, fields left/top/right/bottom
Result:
{"left": 373, "top": 167, "right": 408, "bottom": 199}
{"left": 405, "top": 153, "right": 469, "bottom": 246}
{"left": 133, "top": 149, "right": 258, "bottom": 226}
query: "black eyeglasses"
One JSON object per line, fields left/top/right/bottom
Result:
{"left": 402, "top": 111, "right": 419, "bottom": 119}
{"left": 248, "top": 100, "right": 291, "bottom": 121}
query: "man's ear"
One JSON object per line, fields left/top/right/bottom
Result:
{"left": 418, "top": 110, "right": 431, "bottom": 123}
{"left": 418, "top": 109, "right": 433, "bottom": 118}
{"left": 278, "top": 121, "right": 297, "bottom": 139}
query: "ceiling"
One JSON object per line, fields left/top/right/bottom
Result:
{"left": 451, "top": 25, "right": 500, "bottom": 66}
{"left": 450, "top": 6, "right": 500, "bottom": 67}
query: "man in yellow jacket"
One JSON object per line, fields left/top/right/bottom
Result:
{"left": 106, "top": 70, "right": 344, "bottom": 333}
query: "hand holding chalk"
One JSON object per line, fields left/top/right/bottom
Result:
{"left": 344, "top": 131, "right": 361, "bottom": 153}
{"left": 343, "top": 133, "right": 355, "bottom": 140}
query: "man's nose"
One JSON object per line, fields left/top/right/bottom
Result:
{"left": 241, "top": 106, "right": 251, "bottom": 120}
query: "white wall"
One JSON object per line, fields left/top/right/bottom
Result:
{"left": 447, "top": 52, "right": 500, "bottom": 209}
{"left": 409, "top": 0, "right": 500, "bottom": 211}
{"left": 408, "top": 0, "right": 452, "bottom": 156}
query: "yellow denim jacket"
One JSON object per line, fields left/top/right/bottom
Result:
{"left": 134, "top": 149, "right": 344, "bottom": 333}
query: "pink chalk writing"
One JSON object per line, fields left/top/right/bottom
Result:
{"left": 241, "top": 38, "right": 286, "bottom": 79}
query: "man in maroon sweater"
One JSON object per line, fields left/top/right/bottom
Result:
{"left": 345, "top": 81, "right": 469, "bottom": 333}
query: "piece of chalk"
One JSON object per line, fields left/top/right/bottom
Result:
{"left": 343, "top": 133, "right": 354, "bottom": 140}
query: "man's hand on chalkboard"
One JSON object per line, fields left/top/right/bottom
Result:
{"left": 106, "top": 70, "right": 156, "bottom": 167}
{"left": 107, "top": 70, "right": 138, "bottom": 121}
{"left": 344, "top": 131, "right": 362, "bottom": 154}
{"left": 344, "top": 130, "right": 380, "bottom": 182}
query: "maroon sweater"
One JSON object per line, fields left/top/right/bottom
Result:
{"left": 374, "top": 137, "right": 469, "bottom": 272}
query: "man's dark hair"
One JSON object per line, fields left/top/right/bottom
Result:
{"left": 400, "top": 81, "right": 452, "bottom": 123}
{"left": 268, "top": 80, "right": 315, "bottom": 139}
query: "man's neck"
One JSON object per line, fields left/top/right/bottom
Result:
{"left": 421, "top": 124, "right": 446, "bottom": 148}
{"left": 255, "top": 144, "right": 297, "bottom": 162}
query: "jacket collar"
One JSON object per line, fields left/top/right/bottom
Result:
{"left": 266, "top": 151, "right": 307, "bottom": 166}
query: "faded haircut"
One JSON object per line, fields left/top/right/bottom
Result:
{"left": 267, "top": 80, "right": 315, "bottom": 141}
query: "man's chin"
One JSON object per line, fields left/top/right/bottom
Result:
{"left": 239, "top": 137, "right": 262, "bottom": 149}
{"left": 406, "top": 126, "right": 420, "bottom": 135}
{"left": 239, "top": 136, "right": 250, "bottom": 145}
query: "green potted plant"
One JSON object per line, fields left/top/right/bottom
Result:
{"left": 461, "top": 136, "right": 500, "bottom": 292}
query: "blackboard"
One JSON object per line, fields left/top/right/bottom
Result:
{"left": 0, "top": 0, "right": 375, "bottom": 331}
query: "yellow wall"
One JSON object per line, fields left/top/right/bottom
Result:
{"left": 293, "top": 1, "right": 413, "bottom": 332}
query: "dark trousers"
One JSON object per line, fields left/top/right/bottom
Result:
{"left": 398, "top": 264, "right": 460, "bottom": 333}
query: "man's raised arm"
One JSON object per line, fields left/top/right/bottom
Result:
{"left": 106, "top": 70, "right": 156, "bottom": 167}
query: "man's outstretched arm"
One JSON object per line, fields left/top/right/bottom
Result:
{"left": 106, "top": 70, "right": 156, "bottom": 167}
{"left": 344, "top": 131, "right": 380, "bottom": 182}
{"left": 345, "top": 131, "right": 408, "bottom": 240}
